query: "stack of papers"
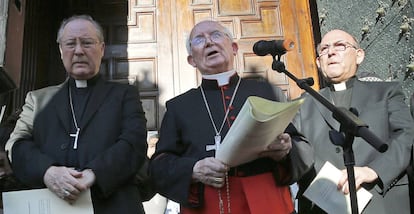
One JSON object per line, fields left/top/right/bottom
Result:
{"left": 303, "top": 161, "right": 373, "bottom": 214}
{"left": 2, "top": 188, "right": 94, "bottom": 214}
{"left": 215, "top": 96, "right": 304, "bottom": 167}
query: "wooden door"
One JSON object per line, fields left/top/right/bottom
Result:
{"left": 99, "top": 0, "right": 319, "bottom": 131}
{"left": 170, "top": 0, "right": 319, "bottom": 99}
{"left": 96, "top": 0, "right": 168, "bottom": 131}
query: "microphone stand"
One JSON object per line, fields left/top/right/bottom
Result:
{"left": 270, "top": 55, "right": 388, "bottom": 214}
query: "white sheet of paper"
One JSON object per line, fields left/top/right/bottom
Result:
{"left": 2, "top": 188, "right": 94, "bottom": 214}
{"left": 215, "top": 96, "right": 304, "bottom": 167}
{"left": 303, "top": 161, "right": 373, "bottom": 214}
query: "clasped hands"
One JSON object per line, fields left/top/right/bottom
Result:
{"left": 192, "top": 133, "right": 292, "bottom": 188}
{"left": 43, "top": 166, "right": 95, "bottom": 204}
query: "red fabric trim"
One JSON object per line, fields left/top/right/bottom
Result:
{"left": 220, "top": 86, "right": 232, "bottom": 128}
{"left": 182, "top": 173, "right": 293, "bottom": 214}
{"left": 187, "top": 183, "right": 200, "bottom": 205}
{"left": 242, "top": 173, "right": 294, "bottom": 214}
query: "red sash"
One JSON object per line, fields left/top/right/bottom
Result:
{"left": 181, "top": 172, "right": 294, "bottom": 214}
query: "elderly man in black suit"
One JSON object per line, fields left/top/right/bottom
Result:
{"left": 294, "top": 29, "right": 414, "bottom": 214}
{"left": 5, "top": 15, "right": 148, "bottom": 214}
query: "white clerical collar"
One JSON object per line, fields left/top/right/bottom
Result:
{"left": 332, "top": 82, "right": 347, "bottom": 91}
{"left": 75, "top": 80, "right": 88, "bottom": 88}
{"left": 202, "top": 70, "right": 236, "bottom": 86}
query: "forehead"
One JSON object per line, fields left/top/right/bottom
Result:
{"left": 320, "top": 30, "right": 355, "bottom": 44}
{"left": 62, "top": 19, "right": 98, "bottom": 39}
{"left": 190, "top": 21, "right": 224, "bottom": 38}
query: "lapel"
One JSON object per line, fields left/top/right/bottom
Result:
{"left": 53, "top": 80, "right": 72, "bottom": 133}
{"left": 349, "top": 80, "right": 368, "bottom": 116}
{"left": 314, "top": 80, "right": 368, "bottom": 132}
{"left": 79, "top": 78, "right": 112, "bottom": 128}
{"left": 315, "top": 88, "right": 341, "bottom": 131}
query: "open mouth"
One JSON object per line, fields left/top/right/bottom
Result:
{"left": 207, "top": 50, "right": 218, "bottom": 56}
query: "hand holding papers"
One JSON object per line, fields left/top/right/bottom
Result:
{"left": 2, "top": 188, "right": 94, "bottom": 214}
{"left": 303, "top": 161, "right": 372, "bottom": 214}
{"left": 215, "top": 96, "right": 304, "bottom": 167}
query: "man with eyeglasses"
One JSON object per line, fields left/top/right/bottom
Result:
{"left": 5, "top": 15, "right": 148, "bottom": 214}
{"left": 149, "top": 20, "right": 313, "bottom": 214}
{"left": 294, "top": 29, "right": 414, "bottom": 214}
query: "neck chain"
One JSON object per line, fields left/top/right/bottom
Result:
{"left": 69, "top": 87, "right": 80, "bottom": 150}
{"left": 200, "top": 77, "right": 241, "bottom": 146}
{"left": 200, "top": 77, "right": 240, "bottom": 214}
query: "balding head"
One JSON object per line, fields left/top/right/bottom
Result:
{"left": 316, "top": 29, "right": 365, "bottom": 83}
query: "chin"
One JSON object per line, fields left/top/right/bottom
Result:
{"left": 328, "top": 77, "right": 344, "bottom": 83}
{"left": 326, "top": 72, "right": 343, "bottom": 80}
{"left": 71, "top": 71, "right": 95, "bottom": 80}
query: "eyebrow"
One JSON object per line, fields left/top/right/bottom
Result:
{"left": 320, "top": 40, "right": 348, "bottom": 46}
{"left": 192, "top": 30, "right": 218, "bottom": 37}
{"left": 62, "top": 37, "right": 97, "bottom": 41}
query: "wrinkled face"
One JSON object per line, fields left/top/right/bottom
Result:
{"left": 187, "top": 21, "right": 238, "bottom": 75}
{"left": 59, "top": 19, "right": 105, "bottom": 80}
{"left": 316, "top": 30, "right": 365, "bottom": 83}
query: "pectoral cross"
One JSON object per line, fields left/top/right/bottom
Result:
{"left": 206, "top": 135, "right": 221, "bottom": 151}
{"left": 70, "top": 128, "right": 80, "bottom": 149}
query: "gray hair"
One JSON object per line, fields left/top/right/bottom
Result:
{"left": 56, "top": 15, "right": 104, "bottom": 43}
{"left": 185, "top": 20, "right": 233, "bottom": 55}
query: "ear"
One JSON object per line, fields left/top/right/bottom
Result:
{"left": 100, "top": 42, "right": 106, "bottom": 57}
{"left": 187, "top": 55, "right": 197, "bottom": 67}
{"left": 356, "top": 48, "right": 365, "bottom": 65}
{"left": 316, "top": 57, "right": 321, "bottom": 69}
{"left": 232, "top": 42, "right": 239, "bottom": 55}
{"left": 59, "top": 46, "right": 63, "bottom": 60}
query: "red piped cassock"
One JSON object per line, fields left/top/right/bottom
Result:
{"left": 182, "top": 173, "right": 294, "bottom": 214}
{"left": 150, "top": 74, "right": 312, "bottom": 214}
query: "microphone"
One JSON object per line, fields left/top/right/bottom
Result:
{"left": 253, "top": 39, "right": 294, "bottom": 56}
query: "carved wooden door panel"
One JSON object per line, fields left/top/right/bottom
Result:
{"left": 171, "top": 0, "right": 319, "bottom": 99}
{"left": 98, "top": 0, "right": 170, "bottom": 131}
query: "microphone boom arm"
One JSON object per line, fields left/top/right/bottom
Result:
{"left": 271, "top": 56, "right": 388, "bottom": 152}
{"left": 270, "top": 56, "right": 387, "bottom": 214}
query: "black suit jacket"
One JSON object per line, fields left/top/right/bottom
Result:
{"left": 294, "top": 80, "right": 414, "bottom": 214}
{"left": 7, "top": 77, "right": 148, "bottom": 214}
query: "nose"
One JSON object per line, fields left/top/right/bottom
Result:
{"left": 204, "top": 36, "right": 214, "bottom": 46}
{"left": 326, "top": 45, "right": 338, "bottom": 55}
{"left": 74, "top": 42, "right": 85, "bottom": 55}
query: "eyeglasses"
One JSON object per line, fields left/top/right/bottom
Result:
{"left": 190, "top": 31, "right": 230, "bottom": 47}
{"left": 318, "top": 41, "right": 358, "bottom": 56}
{"left": 60, "top": 38, "right": 100, "bottom": 50}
